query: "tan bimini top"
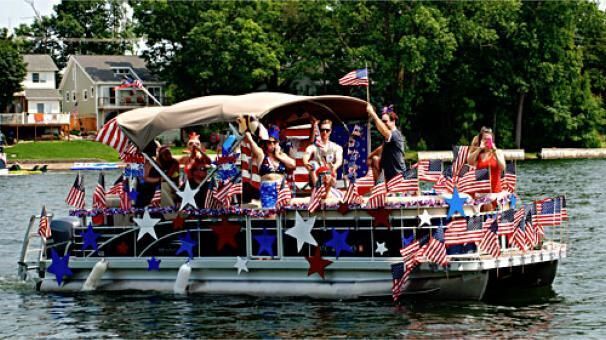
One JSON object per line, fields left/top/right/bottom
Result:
{"left": 116, "top": 92, "right": 367, "bottom": 148}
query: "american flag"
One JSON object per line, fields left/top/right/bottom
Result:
{"left": 417, "top": 159, "right": 443, "bottom": 183}
{"left": 535, "top": 198, "right": 562, "bottom": 227}
{"left": 390, "top": 261, "right": 409, "bottom": 302}
{"left": 433, "top": 165, "right": 454, "bottom": 194}
{"left": 498, "top": 209, "right": 516, "bottom": 236}
{"left": 38, "top": 205, "right": 51, "bottom": 239}
{"left": 343, "top": 179, "right": 363, "bottom": 205}
{"left": 150, "top": 185, "right": 161, "bottom": 207}
{"left": 119, "top": 144, "right": 145, "bottom": 164}
{"left": 367, "top": 173, "right": 387, "bottom": 209}
{"left": 511, "top": 206, "right": 528, "bottom": 251}
{"left": 114, "top": 76, "right": 143, "bottom": 90}
{"left": 400, "top": 234, "right": 429, "bottom": 267}
{"left": 96, "top": 117, "right": 130, "bottom": 154}
{"left": 480, "top": 219, "right": 500, "bottom": 257}
{"left": 338, "top": 68, "right": 369, "bottom": 86}
{"left": 275, "top": 179, "right": 293, "bottom": 209}
{"left": 308, "top": 180, "right": 326, "bottom": 213}
{"left": 353, "top": 171, "right": 375, "bottom": 196}
{"left": 458, "top": 167, "right": 491, "bottom": 195}
{"left": 92, "top": 172, "right": 106, "bottom": 210}
{"left": 524, "top": 205, "right": 538, "bottom": 248}
{"left": 107, "top": 175, "right": 124, "bottom": 195}
{"left": 425, "top": 224, "right": 449, "bottom": 267}
{"left": 444, "top": 216, "right": 483, "bottom": 245}
{"left": 452, "top": 145, "right": 470, "bottom": 181}
{"left": 560, "top": 196, "right": 569, "bottom": 220}
{"left": 387, "top": 168, "right": 418, "bottom": 195}
{"left": 65, "top": 173, "right": 86, "bottom": 209}
{"left": 503, "top": 162, "right": 517, "bottom": 192}
{"left": 204, "top": 180, "right": 220, "bottom": 209}
{"left": 214, "top": 179, "right": 235, "bottom": 206}
{"left": 120, "top": 179, "right": 131, "bottom": 210}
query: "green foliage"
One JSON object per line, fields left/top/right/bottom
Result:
{"left": 10, "top": 141, "right": 120, "bottom": 161}
{"left": 0, "top": 35, "right": 26, "bottom": 112}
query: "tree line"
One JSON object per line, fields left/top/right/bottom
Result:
{"left": 3, "top": 0, "right": 606, "bottom": 150}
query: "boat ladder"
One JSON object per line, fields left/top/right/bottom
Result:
{"left": 17, "top": 214, "right": 49, "bottom": 282}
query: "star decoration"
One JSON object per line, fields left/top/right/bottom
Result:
{"left": 211, "top": 217, "right": 241, "bottom": 251}
{"left": 254, "top": 228, "right": 276, "bottom": 256}
{"left": 444, "top": 187, "right": 466, "bottom": 219}
{"left": 305, "top": 247, "right": 333, "bottom": 279}
{"left": 337, "top": 202, "right": 350, "bottom": 215}
{"left": 510, "top": 194, "right": 517, "bottom": 209}
{"left": 116, "top": 241, "right": 129, "bottom": 255}
{"left": 134, "top": 209, "right": 161, "bottom": 241}
{"left": 418, "top": 209, "right": 432, "bottom": 227}
{"left": 367, "top": 209, "right": 391, "bottom": 229}
{"left": 176, "top": 231, "right": 196, "bottom": 259}
{"left": 285, "top": 212, "right": 318, "bottom": 252}
{"left": 375, "top": 242, "right": 388, "bottom": 255}
{"left": 147, "top": 256, "right": 161, "bottom": 271}
{"left": 172, "top": 214, "right": 185, "bottom": 230}
{"left": 234, "top": 256, "right": 249, "bottom": 275}
{"left": 325, "top": 228, "right": 353, "bottom": 259}
{"left": 177, "top": 180, "right": 200, "bottom": 210}
{"left": 47, "top": 248, "right": 73, "bottom": 286}
{"left": 81, "top": 223, "right": 99, "bottom": 251}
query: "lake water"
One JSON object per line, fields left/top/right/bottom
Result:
{"left": 0, "top": 160, "right": 604, "bottom": 337}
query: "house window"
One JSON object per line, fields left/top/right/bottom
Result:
{"left": 91, "top": 86, "right": 95, "bottom": 97}
{"left": 32, "top": 73, "right": 40, "bottom": 83}
{"left": 65, "top": 91, "right": 70, "bottom": 102}
{"left": 112, "top": 67, "right": 132, "bottom": 77}
{"left": 36, "top": 103, "right": 45, "bottom": 113}
{"left": 83, "top": 89, "right": 88, "bottom": 101}
{"left": 72, "top": 91, "right": 76, "bottom": 101}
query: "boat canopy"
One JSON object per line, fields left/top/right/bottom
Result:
{"left": 116, "top": 92, "right": 368, "bottom": 149}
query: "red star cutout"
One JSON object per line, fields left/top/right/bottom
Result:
{"left": 172, "top": 214, "right": 185, "bottom": 230}
{"left": 116, "top": 241, "right": 129, "bottom": 255}
{"left": 367, "top": 209, "right": 391, "bottom": 229}
{"left": 337, "top": 202, "right": 350, "bottom": 215}
{"left": 305, "top": 247, "right": 333, "bottom": 279}
{"left": 211, "top": 217, "right": 241, "bottom": 251}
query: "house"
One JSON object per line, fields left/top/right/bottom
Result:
{"left": 0, "top": 55, "right": 68, "bottom": 141}
{"left": 59, "top": 55, "right": 165, "bottom": 132}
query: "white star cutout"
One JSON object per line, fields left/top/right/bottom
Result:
{"left": 375, "top": 242, "right": 388, "bottom": 255}
{"left": 134, "top": 208, "right": 161, "bottom": 241}
{"left": 285, "top": 212, "right": 318, "bottom": 252}
{"left": 177, "top": 180, "right": 200, "bottom": 210}
{"left": 418, "top": 209, "right": 432, "bottom": 227}
{"left": 234, "top": 256, "right": 249, "bottom": 275}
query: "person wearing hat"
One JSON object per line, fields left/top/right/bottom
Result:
{"left": 367, "top": 104, "right": 406, "bottom": 182}
{"left": 244, "top": 124, "right": 296, "bottom": 209}
{"left": 302, "top": 119, "right": 343, "bottom": 187}
{"left": 315, "top": 165, "right": 345, "bottom": 201}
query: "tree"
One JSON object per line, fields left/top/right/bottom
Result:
{"left": 0, "top": 34, "right": 26, "bottom": 112}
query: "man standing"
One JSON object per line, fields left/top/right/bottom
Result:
{"left": 302, "top": 119, "right": 343, "bottom": 186}
{"left": 367, "top": 104, "right": 406, "bottom": 181}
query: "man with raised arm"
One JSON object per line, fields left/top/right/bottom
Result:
{"left": 367, "top": 104, "right": 406, "bottom": 181}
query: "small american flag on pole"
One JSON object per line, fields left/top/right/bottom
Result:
{"left": 425, "top": 224, "right": 449, "bottom": 267}
{"left": 275, "top": 179, "right": 292, "bottom": 209}
{"left": 479, "top": 219, "right": 500, "bottom": 257}
{"left": 308, "top": 181, "right": 326, "bottom": 213}
{"left": 65, "top": 173, "right": 86, "bottom": 209}
{"left": 524, "top": 206, "right": 538, "bottom": 248}
{"left": 390, "top": 261, "right": 410, "bottom": 302}
{"left": 511, "top": 206, "right": 528, "bottom": 251}
{"left": 458, "top": 167, "right": 491, "bottom": 194}
{"left": 38, "top": 205, "right": 51, "bottom": 239}
{"left": 444, "top": 216, "right": 483, "bottom": 245}
{"left": 503, "top": 162, "right": 517, "bottom": 192}
{"left": 452, "top": 145, "right": 470, "bottom": 181}
{"left": 387, "top": 168, "right": 418, "bottom": 195}
{"left": 497, "top": 209, "right": 516, "bottom": 236}
{"left": 92, "top": 172, "right": 106, "bottom": 210}
{"left": 150, "top": 185, "right": 162, "bottom": 207}
{"left": 339, "top": 68, "right": 369, "bottom": 86}
{"left": 367, "top": 174, "right": 387, "bottom": 209}
{"left": 535, "top": 198, "right": 561, "bottom": 227}
{"left": 417, "top": 159, "right": 443, "bottom": 183}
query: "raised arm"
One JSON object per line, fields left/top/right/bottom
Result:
{"left": 302, "top": 144, "right": 315, "bottom": 171}
{"left": 468, "top": 146, "right": 481, "bottom": 166}
{"left": 274, "top": 143, "right": 296, "bottom": 170}
{"left": 244, "top": 131, "right": 265, "bottom": 165}
{"left": 367, "top": 104, "right": 391, "bottom": 140}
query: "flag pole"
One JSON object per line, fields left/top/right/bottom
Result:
{"left": 365, "top": 61, "right": 372, "bottom": 174}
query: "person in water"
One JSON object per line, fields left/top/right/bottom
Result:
{"left": 367, "top": 104, "right": 406, "bottom": 182}
{"left": 244, "top": 124, "right": 296, "bottom": 209}
{"left": 467, "top": 126, "right": 506, "bottom": 193}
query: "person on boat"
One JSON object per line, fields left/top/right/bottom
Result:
{"left": 135, "top": 142, "right": 160, "bottom": 207}
{"left": 302, "top": 119, "right": 343, "bottom": 187}
{"left": 183, "top": 139, "right": 214, "bottom": 208}
{"left": 367, "top": 104, "right": 406, "bottom": 182}
{"left": 244, "top": 125, "right": 296, "bottom": 209}
{"left": 315, "top": 165, "right": 344, "bottom": 201}
{"left": 467, "top": 126, "right": 506, "bottom": 193}
{"left": 156, "top": 146, "right": 180, "bottom": 206}
{"left": 179, "top": 132, "right": 204, "bottom": 166}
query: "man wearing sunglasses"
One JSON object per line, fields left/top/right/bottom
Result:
{"left": 367, "top": 104, "right": 406, "bottom": 181}
{"left": 302, "top": 119, "right": 343, "bottom": 187}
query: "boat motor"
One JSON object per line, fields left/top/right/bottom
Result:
{"left": 47, "top": 216, "right": 80, "bottom": 256}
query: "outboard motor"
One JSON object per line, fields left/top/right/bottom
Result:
{"left": 46, "top": 216, "right": 80, "bottom": 256}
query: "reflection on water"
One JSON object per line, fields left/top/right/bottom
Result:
{"left": 0, "top": 161, "right": 605, "bottom": 337}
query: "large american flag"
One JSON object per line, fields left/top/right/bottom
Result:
{"left": 458, "top": 167, "right": 491, "bottom": 195}
{"left": 339, "top": 68, "right": 369, "bottom": 86}
{"left": 503, "top": 162, "right": 517, "bottom": 192}
{"left": 367, "top": 174, "right": 387, "bottom": 209}
{"left": 444, "top": 216, "right": 483, "bottom": 245}
{"left": 65, "top": 173, "right": 85, "bottom": 209}
{"left": 387, "top": 168, "right": 418, "bottom": 195}
{"left": 425, "top": 225, "right": 449, "bottom": 267}
{"left": 480, "top": 219, "right": 500, "bottom": 257}
{"left": 390, "top": 261, "right": 410, "bottom": 302}
{"left": 498, "top": 209, "right": 516, "bottom": 236}
{"left": 417, "top": 159, "right": 443, "bottom": 183}
{"left": 38, "top": 205, "right": 51, "bottom": 239}
{"left": 96, "top": 117, "right": 131, "bottom": 154}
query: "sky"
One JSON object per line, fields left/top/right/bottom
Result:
{"left": 1, "top": 0, "right": 60, "bottom": 31}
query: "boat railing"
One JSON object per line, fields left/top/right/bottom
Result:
{"left": 17, "top": 214, "right": 51, "bottom": 281}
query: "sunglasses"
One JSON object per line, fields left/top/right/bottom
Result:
{"left": 320, "top": 128, "right": 331, "bottom": 132}
{"left": 267, "top": 140, "right": 278, "bottom": 144}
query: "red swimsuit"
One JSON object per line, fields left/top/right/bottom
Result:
{"left": 476, "top": 153, "right": 502, "bottom": 193}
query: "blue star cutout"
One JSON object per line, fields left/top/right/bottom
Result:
{"left": 128, "top": 189, "right": 138, "bottom": 201}
{"left": 147, "top": 256, "right": 161, "bottom": 271}
{"left": 324, "top": 228, "right": 353, "bottom": 259}
{"left": 510, "top": 194, "right": 517, "bottom": 209}
{"left": 444, "top": 187, "right": 466, "bottom": 219}
{"left": 176, "top": 231, "right": 196, "bottom": 259}
{"left": 254, "top": 228, "right": 276, "bottom": 257}
{"left": 81, "top": 223, "right": 99, "bottom": 251}
{"left": 47, "top": 248, "right": 73, "bottom": 286}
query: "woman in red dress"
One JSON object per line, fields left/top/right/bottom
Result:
{"left": 467, "top": 127, "right": 506, "bottom": 193}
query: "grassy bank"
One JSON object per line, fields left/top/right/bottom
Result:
{"left": 7, "top": 141, "right": 121, "bottom": 162}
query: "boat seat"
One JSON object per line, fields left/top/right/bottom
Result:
{"left": 105, "top": 195, "right": 133, "bottom": 226}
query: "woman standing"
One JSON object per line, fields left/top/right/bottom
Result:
{"left": 467, "top": 127, "right": 506, "bottom": 193}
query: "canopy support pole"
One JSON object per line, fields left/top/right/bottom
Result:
{"left": 141, "top": 152, "right": 180, "bottom": 192}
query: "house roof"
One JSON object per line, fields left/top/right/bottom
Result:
{"left": 25, "top": 89, "right": 62, "bottom": 100}
{"left": 73, "top": 55, "right": 161, "bottom": 83}
{"left": 23, "top": 55, "right": 58, "bottom": 72}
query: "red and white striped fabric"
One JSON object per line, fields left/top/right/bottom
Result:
{"left": 366, "top": 177, "right": 387, "bottom": 209}
{"left": 497, "top": 209, "right": 516, "bottom": 236}
{"left": 480, "top": 220, "right": 500, "bottom": 257}
{"left": 204, "top": 184, "right": 220, "bottom": 209}
{"left": 150, "top": 187, "right": 161, "bottom": 207}
{"left": 65, "top": 174, "right": 86, "bottom": 209}
{"left": 96, "top": 117, "right": 130, "bottom": 154}
{"left": 444, "top": 217, "right": 481, "bottom": 245}
{"left": 214, "top": 180, "right": 234, "bottom": 206}
{"left": 308, "top": 184, "right": 326, "bottom": 213}
{"left": 343, "top": 181, "right": 363, "bottom": 205}
{"left": 452, "top": 145, "right": 470, "bottom": 182}
{"left": 416, "top": 159, "right": 443, "bottom": 183}
{"left": 386, "top": 172, "right": 418, "bottom": 195}
{"left": 38, "top": 205, "right": 51, "bottom": 239}
{"left": 511, "top": 207, "right": 528, "bottom": 251}
{"left": 457, "top": 167, "right": 491, "bottom": 195}
{"left": 92, "top": 172, "right": 107, "bottom": 210}
{"left": 503, "top": 162, "right": 517, "bottom": 193}
{"left": 353, "top": 171, "right": 375, "bottom": 196}
{"left": 240, "top": 140, "right": 261, "bottom": 189}
{"left": 275, "top": 180, "right": 292, "bottom": 209}
{"left": 120, "top": 144, "right": 145, "bottom": 164}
